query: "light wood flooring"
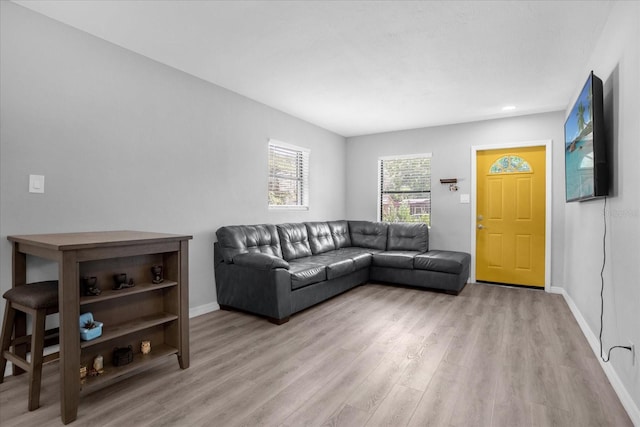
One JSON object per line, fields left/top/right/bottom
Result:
{"left": 0, "top": 282, "right": 632, "bottom": 426}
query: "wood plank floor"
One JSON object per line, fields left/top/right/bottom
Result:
{"left": 0, "top": 282, "right": 632, "bottom": 426}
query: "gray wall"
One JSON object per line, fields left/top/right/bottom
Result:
{"left": 346, "top": 111, "right": 566, "bottom": 286}
{"left": 562, "top": 1, "right": 640, "bottom": 414}
{"left": 0, "top": 2, "right": 347, "bottom": 313}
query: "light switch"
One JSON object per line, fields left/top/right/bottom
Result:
{"left": 460, "top": 193, "right": 470, "bottom": 204}
{"left": 29, "top": 174, "right": 45, "bottom": 193}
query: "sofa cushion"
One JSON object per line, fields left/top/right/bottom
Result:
{"left": 301, "top": 254, "right": 356, "bottom": 280}
{"left": 414, "top": 250, "right": 471, "bottom": 274}
{"left": 387, "top": 223, "right": 429, "bottom": 252}
{"left": 326, "top": 258, "right": 356, "bottom": 279}
{"left": 349, "top": 221, "right": 388, "bottom": 250}
{"left": 372, "top": 251, "right": 420, "bottom": 269}
{"left": 305, "top": 222, "right": 336, "bottom": 254}
{"left": 332, "top": 247, "right": 377, "bottom": 269}
{"left": 328, "top": 220, "right": 352, "bottom": 248}
{"left": 288, "top": 260, "right": 327, "bottom": 290}
{"left": 216, "top": 224, "right": 283, "bottom": 264}
{"left": 277, "top": 223, "right": 313, "bottom": 261}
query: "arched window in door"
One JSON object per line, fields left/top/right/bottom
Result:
{"left": 489, "top": 155, "right": 532, "bottom": 174}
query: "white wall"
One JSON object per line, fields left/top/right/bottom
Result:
{"left": 562, "top": 1, "right": 640, "bottom": 419}
{"left": 346, "top": 111, "right": 566, "bottom": 286}
{"left": 0, "top": 2, "right": 347, "bottom": 314}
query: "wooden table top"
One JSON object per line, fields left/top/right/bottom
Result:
{"left": 7, "top": 230, "right": 192, "bottom": 251}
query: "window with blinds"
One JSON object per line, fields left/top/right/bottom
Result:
{"left": 379, "top": 154, "right": 431, "bottom": 224}
{"left": 268, "top": 140, "right": 310, "bottom": 209}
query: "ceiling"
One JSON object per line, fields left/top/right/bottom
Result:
{"left": 13, "top": 0, "right": 613, "bottom": 137}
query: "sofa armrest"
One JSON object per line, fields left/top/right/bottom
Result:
{"left": 215, "top": 259, "right": 292, "bottom": 321}
{"left": 233, "top": 253, "right": 290, "bottom": 270}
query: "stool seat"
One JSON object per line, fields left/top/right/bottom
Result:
{"left": 3, "top": 281, "right": 58, "bottom": 309}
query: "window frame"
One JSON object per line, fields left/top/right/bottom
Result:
{"left": 377, "top": 153, "right": 432, "bottom": 224}
{"left": 268, "top": 139, "right": 310, "bottom": 210}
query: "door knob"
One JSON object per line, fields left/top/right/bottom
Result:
{"left": 477, "top": 224, "right": 484, "bottom": 229}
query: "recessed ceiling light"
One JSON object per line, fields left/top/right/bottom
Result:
{"left": 502, "top": 105, "right": 516, "bottom": 111}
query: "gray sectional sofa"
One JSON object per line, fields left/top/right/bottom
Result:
{"left": 214, "top": 220, "right": 470, "bottom": 324}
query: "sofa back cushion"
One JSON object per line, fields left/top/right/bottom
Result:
{"left": 387, "top": 222, "right": 429, "bottom": 252}
{"left": 305, "top": 222, "right": 336, "bottom": 254}
{"left": 277, "top": 223, "right": 313, "bottom": 261}
{"left": 216, "top": 224, "right": 282, "bottom": 264}
{"left": 328, "top": 220, "right": 352, "bottom": 248}
{"left": 349, "top": 221, "right": 388, "bottom": 250}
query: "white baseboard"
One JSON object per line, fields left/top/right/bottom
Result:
{"left": 548, "top": 285, "right": 565, "bottom": 295}
{"left": 554, "top": 286, "right": 640, "bottom": 426}
{"left": 3, "top": 302, "right": 220, "bottom": 379}
{"left": 189, "top": 301, "right": 220, "bottom": 318}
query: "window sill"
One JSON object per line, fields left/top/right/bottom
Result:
{"left": 268, "top": 205, "right": 309, "bottom": 211}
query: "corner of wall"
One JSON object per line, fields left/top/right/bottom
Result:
{"left": 189, "top": 302, "right": 220, "bottom": 319}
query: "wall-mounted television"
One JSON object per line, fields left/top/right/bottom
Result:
{"left": 564, "top": 71, "right": 608, "bottom": 202}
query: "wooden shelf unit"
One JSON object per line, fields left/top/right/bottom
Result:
{"left": 80, "top": 312, "right": 179, "bottom": 349}
{"left": 7, "top": 230, "right": 192, "bottom": 424}
{"left": 79, "top": 280, "right": 178, "bottom": 305}
{"left": 80, "top": 344, "right": 178, "bottom": 394}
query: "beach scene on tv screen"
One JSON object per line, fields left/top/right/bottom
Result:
{"left": 565, "top": 76, "right": 595, "bottom": 200}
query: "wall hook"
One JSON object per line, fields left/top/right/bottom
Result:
{"left": 440, "top": 178, "right": 458, "bottom": 191}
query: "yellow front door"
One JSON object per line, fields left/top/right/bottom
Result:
{"left": 476, "top": 146, "right": 545, "bottom": 287}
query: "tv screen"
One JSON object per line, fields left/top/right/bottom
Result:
{"left": 564, "top": 71, "right": 608, "bottom": 202}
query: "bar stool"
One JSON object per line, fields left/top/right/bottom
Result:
{"left": 0, "top": 280, "right": 60, "bottom": 411}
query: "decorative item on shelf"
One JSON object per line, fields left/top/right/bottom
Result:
{"left": 440, "top": 178, "right": 459, "bottom": 192}
{"left": 93, "top": 354, "right": 104, "bottom": 375}
{"left": 112, "top": 273, "right": 135, "bottom": 290}
{"left": 82, "top": 276, "right": 101, "bottom": 296}
{"left": 151, "top": 265, "right": 164, "bottom": 284}
{"left": 79, "top": 312, "right": 103, "bottom": 341}
{"left": 113, "top": 345, "right": 134, "bottom": 367}
{"left": 80, "top": 365, "right": 87, "bottom": 383}
{"left": 141, "top": 340, "right": 151, "bottom": 355}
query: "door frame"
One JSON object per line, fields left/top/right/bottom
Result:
{"left": 470, "top": 140, "right": 553, "bottom": 292}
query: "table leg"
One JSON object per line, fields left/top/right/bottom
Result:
{"left": 59, "top": 253, "right": 80, "bottom": 424}
{"left": 178, "top": 241, "right": 190, "bottom": 369}
{"left": 11, "top": 244, "right": 27, "bottom": 375}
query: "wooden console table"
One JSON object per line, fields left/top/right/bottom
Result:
{"left": 7, "top": 231, "right": 192, "bottom": 424}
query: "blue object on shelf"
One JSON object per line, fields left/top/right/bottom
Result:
{"left": 79, "top": 312, "right": 103, "bottom": 341}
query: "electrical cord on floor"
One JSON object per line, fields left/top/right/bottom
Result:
{"left": 599, "top": 196, "right": 632, "bottom": 363}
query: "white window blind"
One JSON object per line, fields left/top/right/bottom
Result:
{"left": 379, "top": 154, "right": 431, "bottom": 224}
{"left": 268, "top": 140, "right": 310, "bottom": 209}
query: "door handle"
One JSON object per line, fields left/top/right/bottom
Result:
{"left": 477, "top": 224, "right": 484, "bottom": 229}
